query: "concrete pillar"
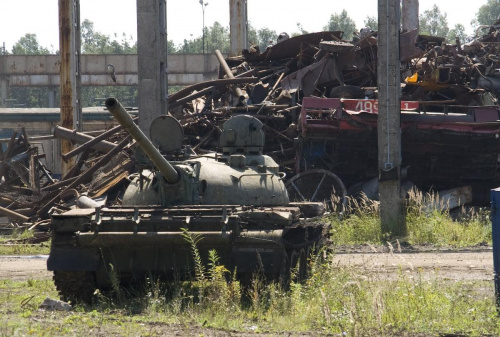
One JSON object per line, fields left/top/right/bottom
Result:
{"left": 0, "top": 76, "right": 8, "bottom": 108}
{"left": 48, "top": 87, "right": 57, "bottom": 108}
{"left": 229, "top": 0, "right": 248, "bottom": 57}
{"left": 377, "top": 0, "right": 406, "bottom": 237}
{"left": 137, "top": 0, "right": 167, "bottom": 138}
{"left": 402, "top": 0, "right": 419, "bottom": 33}
{"left": 59, "top": 0, "right": 82, "bottom": 176}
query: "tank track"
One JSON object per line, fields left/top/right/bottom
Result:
{"left": 53, "top": 271, "right": 97, "bottom": 304}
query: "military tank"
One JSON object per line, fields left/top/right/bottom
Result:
{"left": 47, "top": 98, "right": 329, "bottom": 302}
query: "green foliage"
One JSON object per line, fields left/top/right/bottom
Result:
{"left": 81, "top": 86, "right": 137, "bottom": 107}
{"left": 256, "top": 28, "right": 278, "bottom": 51}
{"left": 177, "top": 21, "right": 230, "bottom": 54}
{"left": 330, "top": 190, "right": 491, "bottom": 247}
{"left": 205, "top": 22, "right": 230, "bottom": 54}
{"left": 8, "top": 87, "right": 55, "bottom": 108}
{"left": 330, "top": 194, "right": 381, "bottom": 245}
{"left": 181, "top": 228, "right": 206, "bottom": 282}
{"left": 3, "top": 252, "right": 499, "bottom": 335}
{"left": 323, "top": 9, "right": 357, "bottom": 40}
{"left": 247, "top": 23, "right": 278, "bottom": 52}
{"left": 472, "top": 0, "right": 500, "bottom": 27}
{"left": 419, "top": 4, "right": 450, "bottom": 37}
{"left": 364, "top": 16, "right": 378, "bottom": 31}
{"left": 447, "top": 23, "right": 468, "bottom": 43}
{"left": 405, "top": 189, "right": 491, "bottom": 247}
{"left": 81, "top": 19, "right": 136, "bottom": 54}
{"left": 0, "top": 231, "right": 50, "bottom": 255}
{"left": 295, "top": 23, "right": 309, "bottom": 36}
{"left": 11, "top": 33, "right": 52, "bottom": 54}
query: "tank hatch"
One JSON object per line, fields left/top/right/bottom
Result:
{"left": 219, "top": 115, "right": 264, "bottom": 155}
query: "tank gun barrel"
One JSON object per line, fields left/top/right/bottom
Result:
{"left": 105, "top": 97, "right": 179, "bottom": 184}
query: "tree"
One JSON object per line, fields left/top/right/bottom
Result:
{"left": 364, "top": 16, "right": 378, "bottom": 31}
{"left": 205, "top": 22, "right": 230, "bottom": 54}
{"left": 81, "top": 19, "right": 136, "bottom": 54}
{"left": 472, "top": 0, "right": 500, "bottom": 28}
{"left": 447, "top": 23, "right": 467, "bottom": 43}
{"left": 10, "top": 34, "right": 52, "bottom": 107}
{"left": 257, "top": 28, "right": 278, "bottom": 50}
{"left": 247, "top": 23, "right": 279, "bottom": 52}
{"left": 294, "top": 23, "right": 309, "bottom": 36}
{"left": 323, "top": 9, "right": 357, "bottom": 40}
{"left": 419, "top": 4, "right": 449, "bottom": 37}
{"left": 11, "top": 33, "right": 51, "bottom": 55}
{"left": 178, "top": 21, "right": 230, "bottom": 54}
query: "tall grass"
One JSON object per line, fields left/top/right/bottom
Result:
{"left": 329, "top": 189, "right": 492, "bottom": 247}
{"left": 80, "top": 250, "right": 498, "bottom": 336}
{"left": 0, "top": 229, "right": 50, "bottom": 255}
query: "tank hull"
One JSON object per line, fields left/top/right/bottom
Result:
{"left": 48, "top": 204, "right": 327, "bottom": 302}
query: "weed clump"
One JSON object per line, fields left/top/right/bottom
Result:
{"left": 329, "top": 189, "right": 491, "bottom": 247}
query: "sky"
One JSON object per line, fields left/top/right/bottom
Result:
{"left": 0, "top": 0, "right": 489, "bottom": 53}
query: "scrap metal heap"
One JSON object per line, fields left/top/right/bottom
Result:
{"left": 170, "top": 23, "right": 500, "bottom": 203}
{"left": 2, "top": 21, "right": 500, "bottom": 232}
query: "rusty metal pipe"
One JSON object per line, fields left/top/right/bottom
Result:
{"left": 215, "top": 49, "right": 245, "bottom": 102}
{"left": 53, "top": 126, "right": 116, "bottom": 153}
{"left": 61, "top": 119, "right": 135, "bottom": 161}
{"left": 105, "top": 98, "right": 179, "bottom": 184}
{"left": 0, "top": 205, "right": 30, "bottom": 223}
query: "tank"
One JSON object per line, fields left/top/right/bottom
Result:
{"left": 47, "top": 98, "right": 329, "bottom": 302}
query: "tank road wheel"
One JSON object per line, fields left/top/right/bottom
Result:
{"left": 298, "top": 248, "right": 308, "bottom": 281}
{"left": 288, "top": 250, "right": 299, "bottom": 282}
{"left": 286, "top": 169, "right": 347, "bottom": 210}
{"left": 279, "top": 251, "right": 290, "bottom": 286}
{"left": 53, "top": 271, "right": 97, "bottom": 304}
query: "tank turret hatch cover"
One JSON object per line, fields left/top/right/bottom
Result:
{"left": 149, "top": 115, "right": 184, "bottom": 153}
{"left": 219, "top": 115, "right": 264, "bottom": 155}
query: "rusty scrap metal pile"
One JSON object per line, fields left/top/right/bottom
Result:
{"left": 0, "top": 126, "right": 133, "bottom": 234}
{"left": 2, "top": 21, "right": 500, "bottom": 231}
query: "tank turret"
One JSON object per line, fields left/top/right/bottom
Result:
{"left": 106, "top": 97, "right": 289, "bottom": 207}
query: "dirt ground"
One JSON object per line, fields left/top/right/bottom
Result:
{"left": 0, "top": 249, "right": 494, "bottom": 282}
{"left": 332, "top": 249, "right": 494, "bottom": 281}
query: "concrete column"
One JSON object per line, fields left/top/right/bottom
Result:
{"left": 0, "top": 76, "right": 8, "bottom": 108}
{"left": 48, "top": 87, "right": 57, "bottom": 108}
{"left": 402, "top": 0, "right": 419, "bottom": 33}
{"left": 377, "top": 0, "right": 406, "bottom": 237}
{"left": 137, "top": 0, "right": 167, "bottom": 138}
{"left": 59, "top": 0, "right": 82, "bottom": 176}
{"left": 229, "top": 0, "right": 248, "bottom": 57}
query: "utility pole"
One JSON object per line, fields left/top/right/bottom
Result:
{"left": 229, "top": 0, "right": 248, "bottom": 57}
{"left": 377, "top": 0, "right": 406, "bottom": 237}
{"left": 59, "top": 0, "right": 82, "bottom": 177}
{"left": 137, "top": 0, "right": 167, "bottom": 137}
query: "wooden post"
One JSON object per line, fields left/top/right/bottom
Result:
{"left": 59, "top": 0, "right": 82, "bottom": 176}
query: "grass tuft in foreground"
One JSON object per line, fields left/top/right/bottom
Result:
{"left": 0, "top": 228, "right": 50, "bottom": 255}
